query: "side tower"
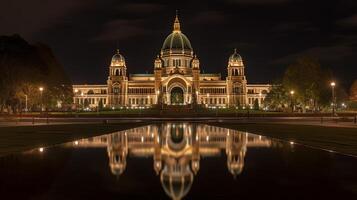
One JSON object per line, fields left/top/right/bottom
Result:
{"left": 107, "top": 49, "right": 128, "bottom": 107}
{"left": 227, "top": 49, "right": 247, "bottom": 107}
{"left": 192, "top": 55, "right": 200, "bottom": 104}
{"left": 154, "top": 55, "right": 163, "bottom": 104}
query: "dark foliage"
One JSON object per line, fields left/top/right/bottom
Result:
{"left": 0, "top": 35, "right": 73, "bottom": 113}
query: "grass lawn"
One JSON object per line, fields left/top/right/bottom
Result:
{"left": 208, "top": 122, "right": 357, "bottom": 156}
{"left": 0, "top": 122, "right": 148, "bottom": 156}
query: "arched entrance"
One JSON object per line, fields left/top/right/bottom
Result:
{"left": 170, "top": 87, "right": 184, "bottom": 105}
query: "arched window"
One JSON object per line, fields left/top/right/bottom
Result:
{"left": 115, "top": 69, "right": 119, "bottom": 76}
{"left": 113, "top": 87, "right": 120, "bottom": 94}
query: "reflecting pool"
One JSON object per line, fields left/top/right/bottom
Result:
{"left": 0, "top": 123, "right": 356, "bottom": 199}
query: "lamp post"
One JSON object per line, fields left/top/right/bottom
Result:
{"left": 195, "top": 91, "right": 199, "bottom": 104}
{"left": 206, "top": 93, "right": 210, "bottom": 108}
{"left": 81, "top": 92, "right": 84, "bottom": 111}
{"left": 259, "top": 92, "right": 262, "bottom": 109}
{"left": 74, "top": 89, "right": 78, "bottom": 111}
{"left": 290, "top": 90, "right": 295, "bottom": 112}
{"left": 24, "top": 94, "right": 28, "bottom": 112}
{"left": 330, "top": 82, "right": 336, "bottom": 116}
{"left": 39, "top": 87, "right": 44, "bottom": 112}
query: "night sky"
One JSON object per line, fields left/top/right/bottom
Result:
{"left": 1, "top": 0, "right": 356, "bottom": 88}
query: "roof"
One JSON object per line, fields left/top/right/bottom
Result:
{"left": 129, "top": 74, "right": 154, "bottom": 77}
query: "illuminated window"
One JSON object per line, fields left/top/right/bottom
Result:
{"left": 113, "top": 87, "right": 120, "bottom": 94}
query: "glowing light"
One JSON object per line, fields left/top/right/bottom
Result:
{"left": 206, "top": 135, "right": 209, "bottom": 141}
{"left": 330, "top": 82, "right": 336, "bottom": 87}
{"left": 39, "top": 147, "right": 44, "bottom": 152}
{"left": 141, "top": 136, "right": 144, "bottom": 142}
{"left": 290, "top": 141, "right": 294, "bottom": 145}
{"left": 74, "top": 141, "right": 79, "bottom": 145}
{"left": 39, "top": 87, "right": 44, "bottom": 92}
{"left": 290, "top": 90, "right": 294, "bottom": 95}
{"left": 74, "top": 89, "right": 78, "bottom": 93}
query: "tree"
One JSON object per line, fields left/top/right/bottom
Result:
{"left": 282, "top": 57, "right": 331, "bottom": 112}
{"left": 350, "top": 80, "right": 357, "bottom": 101}
{"left": 264, "top": 84, "right": 289, "bottom": 111}
{"left": 236, "top": 100, "right": 241, "bottom": 109}
{"left": 253, "top": 99, "right": 259, "bottom": 110}
{"left": 98, "top": 99, "right": 104, "bottom": 111}
{"left": 0, "top": 35, "right": 73, "bottom": 113}
{"left": 84, "top": 99, "right": 90, "bottom": 109}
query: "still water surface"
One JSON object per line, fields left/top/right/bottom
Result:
{"left": 0, "top": 123, "right": 357, "bottom": 199}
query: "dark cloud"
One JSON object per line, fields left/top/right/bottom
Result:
{"left": 94, "top": 19, "right": 154, "bottom": 41}
{"left": 117, "top": 3, "right": 165, "bottom": 14}
{"left": 226, "top": 0, "right": 292, "bottom": 5}
{"left": 190, "top": 11, "right": 226, "bottom": 25}
{"left": 272, "top": 45, "right": 355, "bottom": 64}
{"left": 271, "top": 22, "right": 319, "bottom": 33}
{"left": 0, "top": 0, "right": 355, "bottom": 87}
{"left": 0, "top": 0, "right": 94, "bottom": 38}
{"left": 336, "top": 14, "right": 357, "bottom": 27}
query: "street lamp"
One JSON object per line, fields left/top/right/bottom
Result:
{"left": 195, "top": 91, "right": 199, "bottom": 104}
{"left": 206, "top": 93, "right": 210, "bottom": 107}
{"left": 156, "top": 90, "right": 160, "bottom": 104}
{"left": 259, "top": 93, "right": 262, "bottom": 109}
{"left": 290, "top": 90, "right": 295, "bottom": 112}
{"left": 24, "top": 94, "right": 28, "bottom": 112}
{"left": 330, "top": 82, "right": 336, "bottom": 116}
{"left": 39, "top": 87, "right": 44, "bottom": 111}
{"left": 80, "top": 92, "right": 84, "bottom": 110}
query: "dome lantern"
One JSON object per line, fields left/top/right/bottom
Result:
{"left": 192, "top": 55, "right": 200, "bottom": 69}
{"left": 173, "top": 10, "right": 181, "bottom": 33}
{"left": 229, "top": 48, "right": 243, "bottom": 67}
{"left": 111, "top": 49, "right": 126, "bottom": 67}
{"left": 155, "top": 55, "right": 162, "bottom": 68}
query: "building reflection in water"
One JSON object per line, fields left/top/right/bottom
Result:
{"left": 70, "top": 123, "right": 271, "bottom": 200}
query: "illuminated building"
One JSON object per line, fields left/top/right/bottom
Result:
{"left": 73, "top": 14, "right": 271, "bottom": 109}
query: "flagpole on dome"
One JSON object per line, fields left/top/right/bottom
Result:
{"left": 173, "top": 10, "right": 181, "bottom": 32}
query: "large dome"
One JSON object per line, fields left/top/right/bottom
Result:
{"left": 112, "top": 49, "right": 125, "bottom": 62}
{"left": 162, "top": 32, "right": 192, "bottom": 51}
{"left": 161, "top": 14, "right": 193, "bottom": 54}
{"left": 111, "top": 49, "right": 125, "bottom": 66}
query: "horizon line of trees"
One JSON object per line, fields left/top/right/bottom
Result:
{"left": 264, "top": 56, "right": 351, "bottom": 112}
{"left": 0, "top": 34, "right": 73, "bottom": 113}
